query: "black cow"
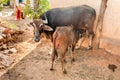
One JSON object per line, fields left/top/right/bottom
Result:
{"left": 29, "top": 5, "right": 96, "bottom": 49}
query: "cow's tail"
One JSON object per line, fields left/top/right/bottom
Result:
{"left": 53, "top": 32, "right": 58, "bottom": 58}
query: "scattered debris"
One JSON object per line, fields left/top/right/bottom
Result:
{"left": 0, "top": 35, "right": 3, "bottom": 40}
{"left": 0, "top": 20, "right": 24, "bottom": 46}
{"left": 3, "top": 50, "right": 9, "bottom": 54}
{"left": 0, "top": 53, "right": 13, "bottom": 67}
{"left": 9, "top": 48, "right": 17, "bottom": 53}
{"left": 108, "top": 64, "right": 117, "bottom": 72}
{"left": 0, "top": 19, "right": 24, "bottom": 68}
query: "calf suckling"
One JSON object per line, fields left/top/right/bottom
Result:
{"left": 29, "top": 5, "right": 96, "bottom": 49}
{"left": 50, "top": 25, "right": 83, "bottom": 74}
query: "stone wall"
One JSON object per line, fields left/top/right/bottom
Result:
{"left": 50, "top": 0, "right": 120, "bottom": 56}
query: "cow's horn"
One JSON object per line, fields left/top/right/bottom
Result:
{"left": 43, "top": 14, "right": 48, "bottom": 24}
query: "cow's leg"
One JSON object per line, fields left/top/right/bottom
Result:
{"left": 50, "top": 50, "right": 55, "bottom": 71}
{"left": 88, "top": 34, "right": 93, "bottom": 49}
{"left": 75, "top": 36, "right": 86, "bottom": 49}
{"left": 87, "top": 25, "right": 94, "bottom": 49}
{"left": 79, "top": 36, "right": 86, "bottom": 48}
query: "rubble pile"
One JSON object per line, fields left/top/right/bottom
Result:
{"left": 0, "top": 20, "right": 24, "bottom": 68}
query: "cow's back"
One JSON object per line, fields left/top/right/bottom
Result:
{"left": 40, "top": 5, "right": 96, "bottom": 30}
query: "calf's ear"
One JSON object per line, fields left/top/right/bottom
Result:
{"left": 43, "top": 25, "right": 53, "bottom": 31}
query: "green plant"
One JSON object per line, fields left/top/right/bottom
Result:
{"left": 24, "top": 0, "right": 50, "bottom": 19}
{"left": 0, "top": 0, "right": 8, "bottom": 5}
{"left": 24, "top": 4, "right": 34, "bottom": 18}
{"left": 0, "top": 0, "right": 9, "bottom": 11}
{"left": 26, "top": 0, "right": 30, "bottom": 4}
{"left": 0, "top": 6, "right": 3, "bottom": 11}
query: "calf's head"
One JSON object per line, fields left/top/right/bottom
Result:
{"left": 29, "top": 19, "right": 53, "bottom": 42}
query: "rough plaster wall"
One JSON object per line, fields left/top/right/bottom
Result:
{"left": 50, "top": 0, "right": 101, "bottom": 13}
{"left": 50, "top": 0, "right": 120, "bottom": 55}
{"left": 100, "top": 0, "right": 120, "bottom": 55}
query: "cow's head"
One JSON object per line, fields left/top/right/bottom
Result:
{"left": 29, "top": 19, "right": 53, "bottom": 42}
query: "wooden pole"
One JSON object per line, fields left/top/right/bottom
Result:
{"left": 94, "top": 0, "right": 108, "bottom": 49}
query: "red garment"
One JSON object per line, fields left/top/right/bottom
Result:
{"left": 16, "top": 9, "right": 21, "bottom": 20}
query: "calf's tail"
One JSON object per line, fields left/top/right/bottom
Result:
{"left": 53, "top": 32, "right": 58, "bottom": 58}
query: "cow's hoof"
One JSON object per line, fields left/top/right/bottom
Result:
{"left": 63, "top": 70, "right": 67, "bottom": 74}
{"left": 87, "top": 46, "right": 93, "bottom": 50}
{"left": 50, "top": 68, "right": 54, "bottom": 71}
{"left": 75, "top": 46, "right": 81, "bottom": 50}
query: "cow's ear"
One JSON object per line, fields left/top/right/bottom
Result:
{"left": 43, "top": 25, "right": 53, "bottom": 31}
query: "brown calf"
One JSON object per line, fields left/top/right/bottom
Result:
{"left": 50, "top": 25, "right": 82, "bottom": 74}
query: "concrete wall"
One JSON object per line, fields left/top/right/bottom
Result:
{"left": 50, "top": 0, "right": 120, "bottom": 56}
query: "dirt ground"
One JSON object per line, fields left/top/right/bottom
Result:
{"left": 0, "top": 38, "right": 120, "bottom": 80}
{"left": 0, "top": 12, "right": 41, "bottom": 77}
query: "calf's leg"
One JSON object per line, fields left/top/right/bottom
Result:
{"left": 50, "top": 50, "right": 55, "bottom": 71}
{"left": 71, "top": 45, "right": 75, "bottom": 63}
{"left": 61, "top": 49, "right": 67, "bottom": 74}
